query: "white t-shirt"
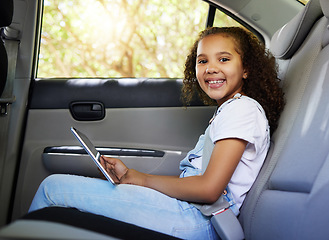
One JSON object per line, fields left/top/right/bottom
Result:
{"left": 191, "top": 96, "right": 270, "bottom": 209}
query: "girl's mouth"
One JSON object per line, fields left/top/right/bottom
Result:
{"left": 207, "top": 80, "right": 225, "bottom": 84}
{"left": 206, "top": 79, "right": 225, "bottom": 88}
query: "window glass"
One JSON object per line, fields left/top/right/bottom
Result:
{"left": 38, "top": 0, "right": 243, "bottom": 79}
{"left": 213, "top": 9, "right": 242, "bottom": 28}
{"left": 298, "top": 0, "right": 309, "bottom": 5}
{"left": 213, "top": 9, "right": 262, "bottom": 43}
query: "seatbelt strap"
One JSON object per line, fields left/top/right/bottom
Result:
{"left": 193, "top": 126, "right": 244, "bottom": 240}
{"left": 0, "top": 30, "right": 19, "bottom": 189}
{"left": 0, "top": 40, "right": 17, "bottom": 113}
{"left": 0, "top": 28, "right": 19, "bottom": 111}
{"left": 193, "top": 94, "right": 245, "bottom": 240}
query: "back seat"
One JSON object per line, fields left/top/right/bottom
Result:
{"left": 1, "top": 0, "right": 329, "bottom": 239}
{"left": 239, "top": 0, "right": 329, "bottom": 239}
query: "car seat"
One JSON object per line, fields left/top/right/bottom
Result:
{"left": 239, "top": 0, "right": 329, "bottom": 239}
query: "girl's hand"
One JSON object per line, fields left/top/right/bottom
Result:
{"left": 100, "top": 155, "right": 147, "bottom": 186}
{"left": 100, "top": 156, "right": 128, "bottom": 184}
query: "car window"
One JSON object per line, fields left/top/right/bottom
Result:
{"left": 298, "top": 0, "right": 309, "bottom": 4}
{"left": 37, "top": 0, "right": 243, "bottom": 79}
{"left": 213, "top": 9, "right": 242, "bottom": 28}
{"left": 212, "top": 8, "right": 259, "bottom": 43}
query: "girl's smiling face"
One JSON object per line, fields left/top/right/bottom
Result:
{"left": 195, "top": 34, "right": 247, "bottom": 106}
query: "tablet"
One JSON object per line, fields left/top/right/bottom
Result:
{"left": 70, "top": 127, "right": 116, "bottom": 185}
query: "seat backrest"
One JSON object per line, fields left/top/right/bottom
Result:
{"left": 0, "top": 0, "right": 13, "bottom": 97}
{"left": 239, "top": 0, "right": 329, "bottom": 239}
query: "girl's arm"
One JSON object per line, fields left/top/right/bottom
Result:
{"left": 101, "top": 138, "right": 247, "bottom": 204}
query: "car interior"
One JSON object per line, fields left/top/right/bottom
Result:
{"left": 2, "top": 0, "right": 329, "bottom": 239}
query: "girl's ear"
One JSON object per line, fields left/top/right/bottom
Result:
{"left": 243, "top": 70, "right": 248, "bottom": 79}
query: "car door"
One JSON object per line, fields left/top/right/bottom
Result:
{"left": 11, "top": 76, "right": 215, "bottom": 217}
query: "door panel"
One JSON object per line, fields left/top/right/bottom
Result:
{"left": 12, "top": 78, "right": 215, "bottom": 220}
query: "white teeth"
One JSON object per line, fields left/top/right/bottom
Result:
{"left": 208, "top": 80, "right": 224, "bottom": 84}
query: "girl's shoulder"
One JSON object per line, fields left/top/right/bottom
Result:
{"left": 210, "top": 95, "right": 270, "bottom": 144}
{"left": 218, "top": 95, "right": 265, "bottom": 118}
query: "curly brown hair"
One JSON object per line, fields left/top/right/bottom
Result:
{"left": 182, "top": 27, "right": 285, "bottom": 134}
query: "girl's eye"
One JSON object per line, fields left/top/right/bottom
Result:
{"left": 197, "top": 59, "right": 207, "bottom": 64}
{"left": 219, "top": 58, "right": 229, "bottom": 62}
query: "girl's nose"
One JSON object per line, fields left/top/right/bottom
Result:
{"left": 206, "top": 63, "right": 219, "bottom": 74}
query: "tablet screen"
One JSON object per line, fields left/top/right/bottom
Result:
{"left": 71, "top": 127, "right": 115, "bottom": 185}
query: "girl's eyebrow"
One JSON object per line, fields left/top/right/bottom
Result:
{"left": 196, "top": 51, "right": 233, "bottom": 58}
{"left": 216, "top": 51, "right": 233, "bottom": 56}
{"left": 196, "top": 53, "right": 207, "bottom": 59}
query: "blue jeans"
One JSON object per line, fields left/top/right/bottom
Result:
{"left": 29, "top": 174, "right": 219, "bottom": 239}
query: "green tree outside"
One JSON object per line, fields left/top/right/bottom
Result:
{"left": 38, "top": 0, "right": 240, "bottom": 78}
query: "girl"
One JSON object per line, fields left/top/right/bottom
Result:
{"left": 29, "top": 27, "right": 284, "bottom": 239}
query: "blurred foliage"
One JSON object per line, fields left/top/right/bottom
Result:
{"left": 297, "top": 0, "right": 309, "bottom": 4}
{"left": 38, "top": 0, "right": 240, "bottom": 78}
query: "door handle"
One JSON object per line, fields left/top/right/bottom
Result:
{"left": 69, "top": 101, "right": 105, "bottom": 121}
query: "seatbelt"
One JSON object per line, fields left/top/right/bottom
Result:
{"left": 193, "top": 126, "right": 244, "bottom": 240}
{"left": 193, "top": 94, "right": 245, "bottom": 240}
{"left": 0, "top": 39, "right": 18, "bottom": 111}
{"left": 0, "top": 27, "right": 19, "bottom": 195}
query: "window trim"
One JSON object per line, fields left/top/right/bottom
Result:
{"left": 203, "top": 1, "right": 265, "bottom": 43}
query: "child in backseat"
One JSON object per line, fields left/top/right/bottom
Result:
{"left": 29, "top": 27, "right": 284, "bottom": 239}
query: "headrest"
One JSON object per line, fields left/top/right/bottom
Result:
{"left": 270, "top": 0, "right": 323, "bottom": 59}
{"left": 0, "top": 0, "right": 13, "bottom": 28}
